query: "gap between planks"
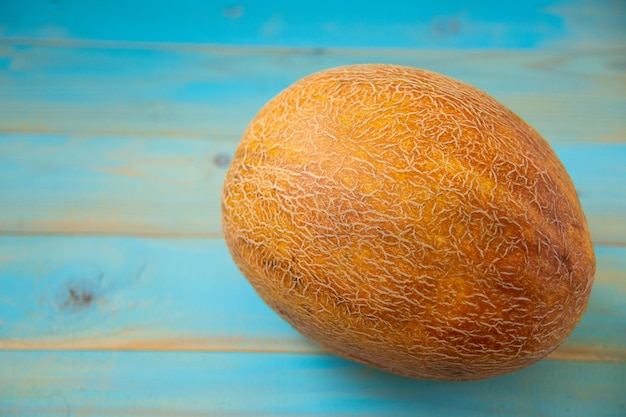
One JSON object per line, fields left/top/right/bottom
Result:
{"left": 0, "top": 126, "right": 240, "bottom": 141}
{"left": 0, "top": 230, "right": 624, "bottom": 247}
{"left": 0, "top": 230, "right": 224, "bottom": 239}
{"left": 0, "top": 340, "right": 623, "bottom": 364}
{"left": 6, "top": 35, "right": 624, "bottom": 55}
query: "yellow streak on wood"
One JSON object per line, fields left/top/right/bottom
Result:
{"left": 547, "top": 344, "right": 626, "bottom": 362}
{"left": 0, "top": 223, "right": 621, "bottom": 246}
{"left": 0, "top": 222, "right": 223, "bottom": 239}
{"left": 0, "top": 125, "right": 239, "bottom": 141}
{"left": 1, "top": 339, "right": 623, "bottom": 363}
{"left": 2, "top": 227, "right": 624, "bottom": 247}
{"left": 0, "top": 338, "right": 323, "bottom": 355}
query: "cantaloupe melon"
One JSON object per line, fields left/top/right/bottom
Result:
{"left": 221, "top": 64, "right": 595, "bottom": 381}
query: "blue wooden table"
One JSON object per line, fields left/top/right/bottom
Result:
{"left": 1, "top": 1, "right": 625, "bottom": 415}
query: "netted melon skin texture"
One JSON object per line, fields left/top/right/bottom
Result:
{"left": 221, "top": 64, "right": 595, "bottom": 381}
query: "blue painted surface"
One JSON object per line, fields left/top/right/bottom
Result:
{"left": 0, "top": 236, "right": 624, "bottom": 361}
{"left": 0, "top": 133, "right": 231, "bottom": 236}
{"left": 0, "top": 0, "right": 600, "bottom": 48}
{"left": 0, "top": 1, "right": 625, "bottom": 415}
{"left": 0, "top": 236, "right": 306, "bottom": 351}
{"left": 2, "top": 351, "right": 626, "bottom": 416}
{"left": 0, "top": 44, "right": 623, "bottom": 143}
{"left": 1, "top": 134, "right": 624, "bottom": 243}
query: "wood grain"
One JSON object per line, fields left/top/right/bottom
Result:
{"left": 1, "top": 134, "right": 624, "bottom": 243}
{"left": 0, "top": 237, "right": 623, "bottom": 362}
{"left": 1, "top": 0, "right": 624, "bottom": 49}
{"left": 0, "top": 133, "right": 230, "bottom": 238}
{"left": 0, "top": 43, "right": 624, "bottom": 144}
{"left": 1, "top": 0, "right": 625, "bottom": 414}
{"left": 1, "top": 350, "right": 625, "bottom": 417}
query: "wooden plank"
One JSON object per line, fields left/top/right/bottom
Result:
{"left": 1, "top": 3, "right": 622, "bottom": 416}
{"left": 1, "top": 350, "right": 624, "bottom": 416}
{"left": 0, "top": 237, "right": 624, "bottom": 362}
{"left": 2, "top": 0, "right": 624, "bottom": 49}
{"left": 0, "top": 43, "right": 624, "bottom": 144}
{"left": 0, "top": 236, "right": 311, "bottom": 353}
{"left": 1, "top": 134, "right": 624, "bottom": 243}
{"left": 0, "top": 133, "right": 230, "bottom": 238}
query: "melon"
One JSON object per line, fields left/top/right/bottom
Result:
{"left": 221, "top": 64, "right": 595, "bottom": 381}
